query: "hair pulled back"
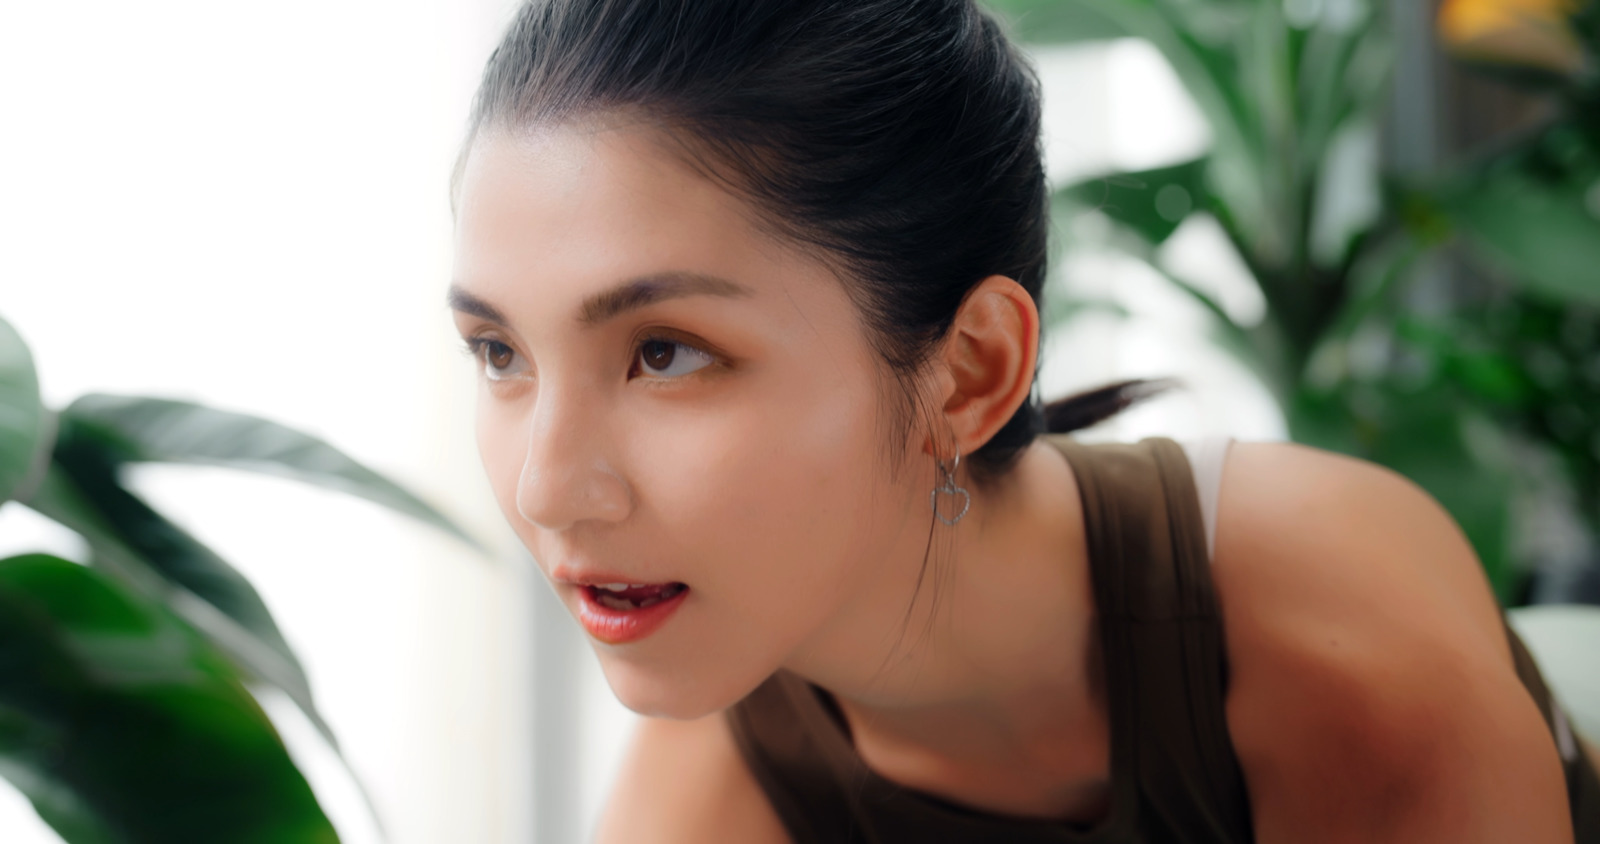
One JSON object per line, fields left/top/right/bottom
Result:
{"left": 462, "top": 0, "right": 1172, "bottom": 482}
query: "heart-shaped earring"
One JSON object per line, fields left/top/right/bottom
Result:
{"left": 930, "top": 452, "right": 970, "bottom": 526}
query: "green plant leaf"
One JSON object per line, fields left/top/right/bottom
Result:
{"left": 1127, "top": 0, "right": 1280, "bottom": 264}
{"left": 1317, "top": 228, "right": 1422, "bottom": 344}
{"left": 22, "top": 466, "right": 319, "bottom": 729}
{"left": 0, "top": 552, "right": 338, "bottom": 844}
{"left": 47, "top": 415, "right": 303, "bottom": 673}
{"left": 1295, "top": 12, "right": 1390, "bottom": 177}
{"left": 43, "top": 416, "right": 334, "bottom": 739}
{"left": 982, "top": 0, "right": 1128, "bottom": 44}
{"left": 1057, "top": 157, "right": 1211, "bottom": 245}
{"left": 61, "top": 394, "right": 481, "bottom": 552}
{"left": 1392, "top": 315, "right": 1538, "bottom": 408}
{"left": 0, "top": 314, "right": 46, "bottom": 505}
{"left": 1154, "top": 264, "right": 1295, "bottom": 403}
{"left": 20, "top": 462, "right": 383, "bottom": 835}
{"left": 1440, "top": 169, "right": 1600, "bottom": 306}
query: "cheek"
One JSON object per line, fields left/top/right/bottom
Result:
{"left": 600, "top": 371, "right": 901, "bottom": 716}
{"left": 634, "top": 363, "right": 900, "bottom": 602}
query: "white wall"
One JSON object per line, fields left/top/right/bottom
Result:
{"left": 0, "top": 1, "right": 537, "bottom": 842}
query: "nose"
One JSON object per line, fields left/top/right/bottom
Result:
{"left": 514, "top": 390, "right": 633, "bottom": 531}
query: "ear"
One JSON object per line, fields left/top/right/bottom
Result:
{"left": 928, "top": 275, "right": 1040, "bottom": 460}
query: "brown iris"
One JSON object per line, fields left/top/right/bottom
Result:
{"left": 486, "top": 341, "right": 515, "bottom": 371}
{"left": 641, "top": 340, "right": 676, "bottom": 371}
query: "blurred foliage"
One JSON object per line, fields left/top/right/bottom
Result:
{"left": 987, "top": 0, "right": 1600, "bottom": 604}
{"left": 0, "top": 312, "right": 481, "bottom": 842}
{"left": 0, "top": 553, "right": 338, "bottom": 844}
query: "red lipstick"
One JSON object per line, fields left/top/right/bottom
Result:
{"left": 575, "top": 581, "right": 689, "bottom": 644}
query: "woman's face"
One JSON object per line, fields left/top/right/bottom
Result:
{"left": 451, "top": 121, "right": 932, "bottom": 718}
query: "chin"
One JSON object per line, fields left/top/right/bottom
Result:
{"left": 594, "top": 650, "right": 770, "bottom": 720}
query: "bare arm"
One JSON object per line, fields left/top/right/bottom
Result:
{"left": 593, "top": 712, "right": 791, "bottom": 844}
{"left": 1216, "top": 442, "right": 1572, "bottom": 843}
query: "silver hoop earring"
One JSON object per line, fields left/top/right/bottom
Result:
{"left": 930, "top": 450, "right": 970, "bottom": 526}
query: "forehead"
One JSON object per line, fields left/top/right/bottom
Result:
{"left": 452, "top": 121, "right": 806, "bottom": 311}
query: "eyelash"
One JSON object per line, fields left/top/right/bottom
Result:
{"left": 460, "top": 336, "right": 518, "bottom": 379}
{"left": 460, "top": 334, "right": 719, "bottom": 381}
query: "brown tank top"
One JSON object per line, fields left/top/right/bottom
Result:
{"left": 725, "top": 435, "right": 1600, "bottom": 842}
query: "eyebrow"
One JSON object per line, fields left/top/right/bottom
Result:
{"left": 447, "top": 272, "right": 752, "bottom": 328}
{"left": 447, "top": 286, "right": 509, "bottom": 324}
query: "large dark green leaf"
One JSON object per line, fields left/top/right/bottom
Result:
{"left": 1392, "top": 315, "right": 1538, "bottom": 409}
{"left": 1440, "top": 168, "right": 1600, "bottom": 306}
{"left": 20, "top": 466, "right": 323, "bottom": 737}
{"left": 1295, "top": 15, "right": 1390, "bottom": 177}
{"left": 1058, "top": 157, "right": 1211, "bottom": 244}
{"left": 41, "top": 416, "right": 336, "bottom": 729}
{"left": 47, "top": 416, "right": 303, "bottom": 675}
{"left": 0, "top": 314, "right": 46, "bottom": 505}
{"left": 61, "top": 394, "right": 480, "bottom": 551}
{"left": 17, "top": 462, "right": 385, "bottom": 831}
{"left": 0, "top": 553, "right": 338, "bottom": 843}
{"left": 1120, "top": 0, "right": 1280, "bottom": 264}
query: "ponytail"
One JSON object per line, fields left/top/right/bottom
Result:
{"left": 1041, "top": 377, "right": 1183, "bottom": 435}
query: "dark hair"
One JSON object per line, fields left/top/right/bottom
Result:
{"left": 461, "top": 0, "right": 1173, "bottom": 482}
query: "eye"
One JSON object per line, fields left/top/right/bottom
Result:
{"left": 634, "top": 338, "right": 714, "bottom": 379}
{"left": 465, "top": 337, "right": 529, "bottom": 381}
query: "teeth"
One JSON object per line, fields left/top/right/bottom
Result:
{"left": 597, "top": 594, "right": 635, "bottom": 611}
{"left": 591, "top": 583, "right": 686, "bottom": 612}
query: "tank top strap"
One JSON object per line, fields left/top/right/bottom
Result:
{"left": 724, "top": 434, "right": 1255, "bottom": 843}
{"left": 725, "top": 671, "right": 885, "bottom": 842}
{"left": 727, "top": 668, "right": 1140, "bottom": 843}
{"left": 1044, "top": 434, "right": 1254, "bottom": 842}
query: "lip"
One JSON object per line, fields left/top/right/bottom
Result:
{"left": 551, "top": 564, "right": 661, "bottom": 586}
{"left": 574, "top": 583, "right": 690, "bottom": 645}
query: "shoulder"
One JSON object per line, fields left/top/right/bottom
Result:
{"left": 593, "top": 711, "right": 791, "bottom": 844}
{"left": 1208, "top": 440, "right": 1509, "bottom": 659}
{"left": 1208, "top": 441, "right": 1571, "bottom": 842}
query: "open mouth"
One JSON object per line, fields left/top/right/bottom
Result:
{"left": 575, "top": 580, "right": 691, "bottom": 644}
{"left": 585, "top": 582, "right": 688, "bottom": 611}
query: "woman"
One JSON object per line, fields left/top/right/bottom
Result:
{"left": 447, "top": 0, "right": 1600, "bottom": 840}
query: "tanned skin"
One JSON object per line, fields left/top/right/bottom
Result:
{"left": 449, "top": 120, "right": 1580, "bottom": 844}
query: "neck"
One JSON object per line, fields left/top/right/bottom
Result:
{"left": 779, "top": 439, "right": 1111, "bottom": 816}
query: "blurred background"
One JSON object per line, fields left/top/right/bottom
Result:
{"left": 0, "top": 0, "right": 1596, "bottom": 841}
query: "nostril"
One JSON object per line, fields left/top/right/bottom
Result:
{"left": 515, "top": 450, "right": 633, "bottom": 529}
